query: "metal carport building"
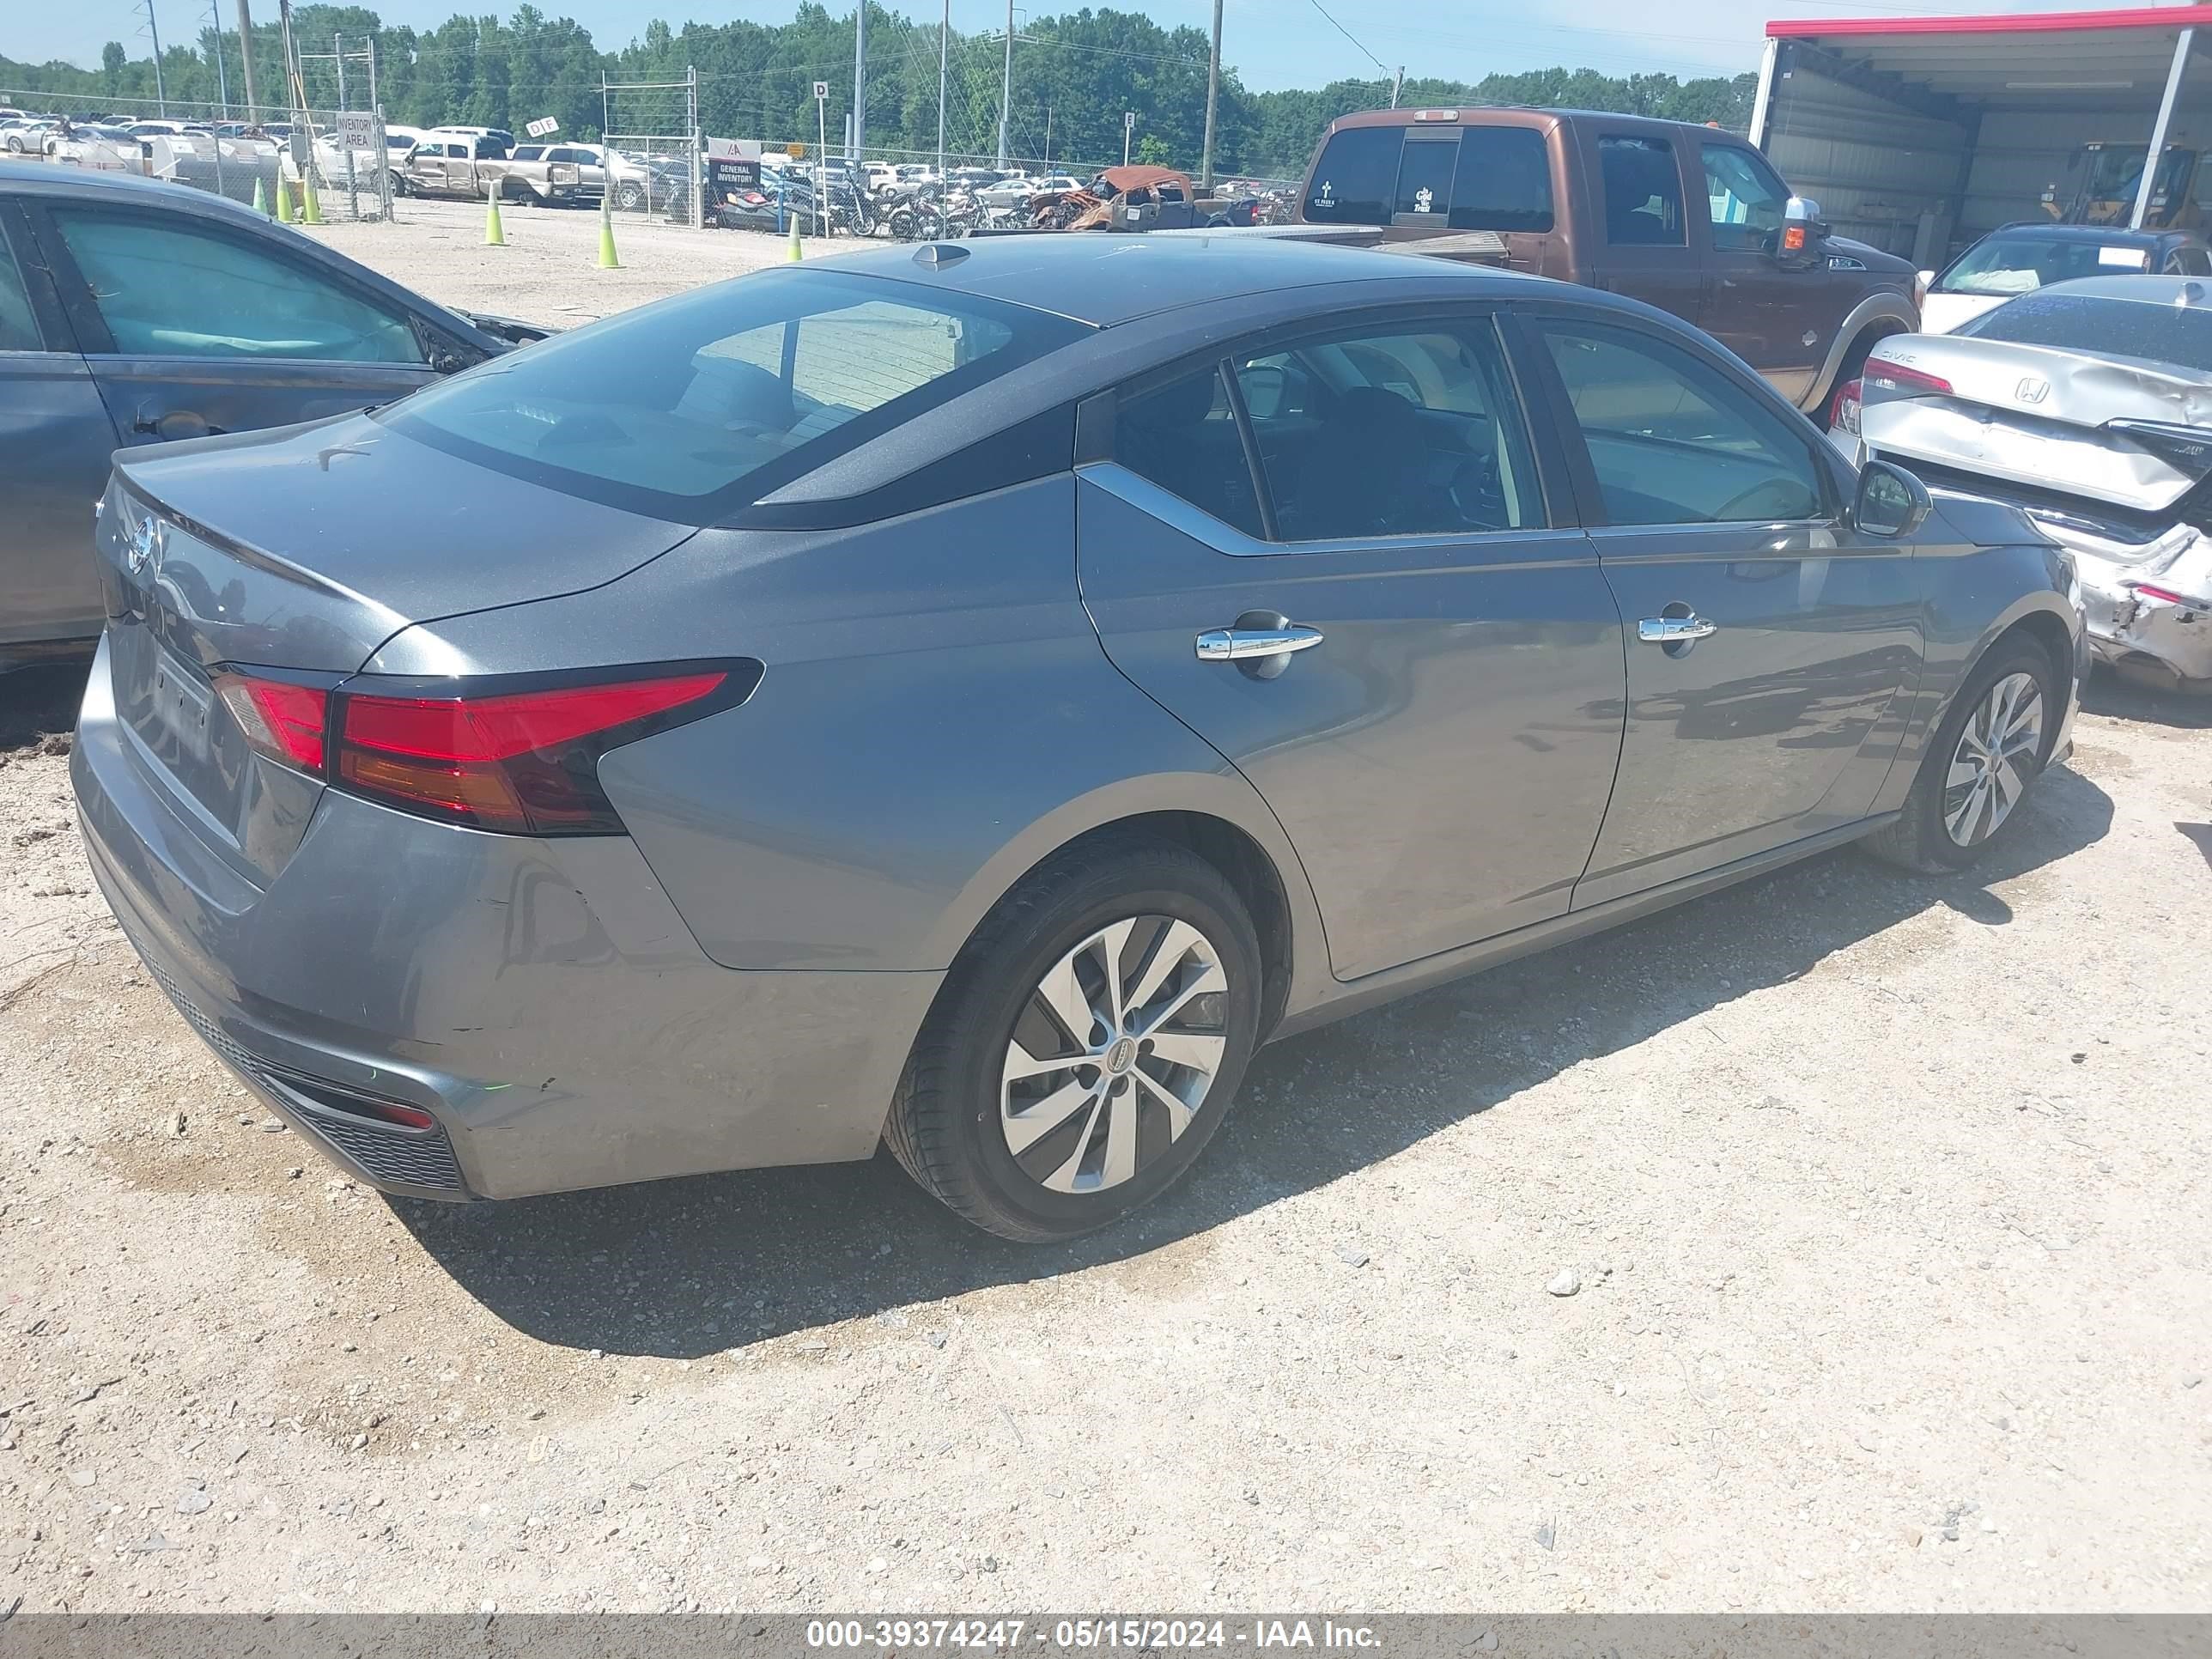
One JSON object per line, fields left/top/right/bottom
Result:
{"left": 1751, "top": 6, "right": 2212, "bottom": 267}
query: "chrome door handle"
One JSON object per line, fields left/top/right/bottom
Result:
{"left": 1638, "top": 614, "right": 1718, "bottom": 645}
{"left": 1195, "top": 625, "right": 1325, "bottom": 662}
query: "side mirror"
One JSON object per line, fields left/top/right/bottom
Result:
{"left": 1778, "top": 195, "right": 1825, "bottom": 266}
{"left": 1853, "top": 459, "right": 1932, "bottom": 539}
{"left": 1915, "top": 268, "right": 1936, "bottom": 308}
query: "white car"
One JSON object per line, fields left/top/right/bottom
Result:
{"left": 1917, "top": 223, "right": 2209, "bottom": 333}
{"left": 976, "top": 172, "right": 1078, "bottom": 209}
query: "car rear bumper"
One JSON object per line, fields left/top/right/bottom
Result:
{"left": 2046, "top": 523, "right": 2212, "bottom": 689}
{"left": 71, "top": 636, "right": 942, "bottom": 1200}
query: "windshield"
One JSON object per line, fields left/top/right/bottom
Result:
{"left": 1959, "top": 289, "right": 2212, "bottom": 373}
{"left": 2081, "top": 144, "right": 2194, "bottom": 207}
{"left": 383, "top": 268, "right": 1088, "bottom": 521}
{"left": 1937, "top": 234, "right": 2154, "bottom": 295}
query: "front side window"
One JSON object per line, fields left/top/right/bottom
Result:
{"left": 1701, "top": 143, "right": 1789, "bottom": 254}
{"left": 0, "top": 232, "right": 43, "bottom": 350}
{"left": 1598, "top": 136, "right": 1684, "bottom": 247}
{"left": 1113, "top": 366, "right": 1264, "bottom": 538}
{"left": 1235, "top": 321, "right": 1540, "bottom": 541}
{"left": 1540, "top": 320, "right": 1824, "bottom": 526}
{"left": 387, "top": 268, "right": 1086, "bottom": 521}
{"left": 51, "top": 209, "right": 425, "bottom": 364}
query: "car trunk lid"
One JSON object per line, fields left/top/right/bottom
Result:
{"left": 1863, "top": 336, "right": 2212, "bottom": 515}
{"left": 99, "top": 411, "right": 697, "bottom": 885}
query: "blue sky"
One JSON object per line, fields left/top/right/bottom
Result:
{"left": 6, "top": 0, "right": 2106, "bottom": 93}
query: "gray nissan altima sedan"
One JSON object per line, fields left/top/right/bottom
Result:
{"left": 72, "top": 235, "right": 2087, "bottom": 1242}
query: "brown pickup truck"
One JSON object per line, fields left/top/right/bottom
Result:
{"left": 1296, "top": 107, "right": 1919, "bottom": 421}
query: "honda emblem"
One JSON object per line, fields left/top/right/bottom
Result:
{"left": 2015, "top": 376, "right": 2050, "bottom": 404}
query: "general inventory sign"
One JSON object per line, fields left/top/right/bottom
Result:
{"left": 526, "top": 116, "right": 559, "bottom": 137}
{"left": 336, "top": 111, "right": 375, "bottom": 150}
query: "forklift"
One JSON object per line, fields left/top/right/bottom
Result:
{"left": 2041, "top": 141, "right": 2203, "bottom": 229}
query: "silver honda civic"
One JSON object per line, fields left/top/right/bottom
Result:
{"left": 1851, "top": 273, "right": 2212, "bottom": 693}
{"left": 72, "top": 236, "right": 2087, "bottom": 1242}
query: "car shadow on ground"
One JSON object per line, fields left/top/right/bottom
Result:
{"left": 2083, "top": 665, "right": 2212, "bottom": 730}
{"left": 392, "top": 761, "right": 2116, "bottom": 1359}
{"left": 0, "top": 664, "right": 89, "bottom": 754}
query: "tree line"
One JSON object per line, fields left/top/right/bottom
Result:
{"left": 2, "top": 3, "right": 1759, "bottom": 179}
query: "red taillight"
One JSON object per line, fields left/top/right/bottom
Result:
{"left": 213, "top": 672, "right": 328, "bottom": 773}
{"left": 2130, "top": 582, "right": 2205, "bottom": 607}
{"left": 333, "top": 670, "right": 732, "bottom": 836}
{"left": 1863, "top": 358, "right": 1953, "bottom": 398}
{"left": 1830, "top": 376, "right": 1863, "bottom": 435}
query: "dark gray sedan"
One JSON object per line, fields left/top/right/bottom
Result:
{"left": 71, "top": 235, "right": 2087, "bottom": 1241}
{"left": 0, "top": 160, "right": 538, "bottom": 671}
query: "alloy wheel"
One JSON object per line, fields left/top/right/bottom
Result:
{"left": 1000, "top": 916, "right": 1230, "bottom": 1194}
{"left": 1943, "top": 671, "right": 2044, "bottom": 847}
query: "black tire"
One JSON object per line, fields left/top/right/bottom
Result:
{"left": 617, "top": 182, "right": 645, "bottom": 212}
{"left": 1863, "top": 634, "right": 2063, "bottom": 873}
{"left": 885, "top": 839, "right": 1264, "bottom": 1243}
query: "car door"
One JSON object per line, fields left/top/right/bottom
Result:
{"left": 1077, "top": 308, "right": 1627, "bottom": 981}
{"left": 0, "top": 196, "right": 120, "bottom": 657}
{"left": 1697, "top": 140, "right": 1830, "bottom": 405}
{"left": 1587, "top": 131, "right": 1704, "bottom": 327}
{"left": 1526, "top": 309, "right": 1922, "bottom": 906}
{"left": 27, "top": 199, "right": 444, "bottom": 454}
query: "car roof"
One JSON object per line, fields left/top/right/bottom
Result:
{"left": 2036, "top": 272, "right": 2212, "bottom": 305}
{"left": 817, "top": 231, "right": 1541, "bottom": 326}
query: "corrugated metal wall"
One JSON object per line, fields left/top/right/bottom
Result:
{"left": 1763, "top": 62, "right": 1972, "bottom": 261}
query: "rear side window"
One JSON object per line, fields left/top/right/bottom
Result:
{"left": 1599, "top": 136, "right": 1685, "bottom": 247}
{"left": 1304, "top": 125, "right": 1399, "bottom": 222}
{"left": 1113, "top": 367, "right": 1264, "bottom": 538}
{"left": 1450, "top": 128, "right": 1553, "bottom": 233}
{"left": 1960, "top": 289, "right": 2212, "bottom": 372}
{"left": 2174, "top": 246, "right": 2212, "bottom": 276}
{"left": 386, "top": 268, "right": 1088, "bottom": 522}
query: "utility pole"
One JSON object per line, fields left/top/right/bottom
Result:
{"left": 936, "top": 0, "right": 947, "bottom": 191}
{"left": 236, "top": 0, "right": 258, "bottom": 115}
{"left": 1123, "top": 108, "right": 1133, "bottom": 167}
{"left": 206, "top": 0, "right": 231, "bottom": 118}
{"left": 1390, "top": 66, "right": 1403, "bottom": 108}
{"left": 996, "top": 0, "right": 1012, "bottom": 167}
{"left": 852, "top": 0, "right": 866, "bottom": 160}
{"left": 1200, "top": 0, "right": 1222, "bottom": 190}
{"left": 142, "top": 0, "right": 168, "bottom": 116}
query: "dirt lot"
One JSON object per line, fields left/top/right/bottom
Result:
{"left": 2, "top": 208, "right": 2209, "bottom": 1616}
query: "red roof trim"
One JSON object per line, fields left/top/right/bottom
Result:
{"left": 1768, "top": 5, "right": 2212, "bottom": 40}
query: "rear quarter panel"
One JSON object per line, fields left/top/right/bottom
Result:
{"left": 366, "top": 476, "right": 1326, "bottom": 985}
{"left": 1870, "top": 496, "right": 2084, "bottom": 816}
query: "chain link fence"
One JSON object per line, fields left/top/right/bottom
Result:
{"left": 0, "top": 88, "right": 397, "bottom": 222}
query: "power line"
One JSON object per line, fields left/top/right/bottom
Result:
{"left": 1303, "top": 0, "right": 1389, "bottom": 78}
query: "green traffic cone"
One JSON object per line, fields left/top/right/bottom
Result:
{"left": 787, "top": 216, "right": 802, "bottom": 263}
{"left": 596, "top": 194, "right": 620, "bottom": 268}
{"left": 301, "top": 175, "right": 323, "bottom": 225}
{"left": 252, "top": 175, "right": 268, "bottom": 216}
{"left": 273, "top": 173, "right": 294, "bottom": 223}
{"left": 483, "top": 186, "right": 506, "bottom": 246}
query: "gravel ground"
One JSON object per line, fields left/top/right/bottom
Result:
{"left": 309, "top": 196, "right": 835, "bottom": 324}
{"left": 1, "top": 209, "right": 2209, "bottom": 1615}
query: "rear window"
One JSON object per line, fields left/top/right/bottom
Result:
{"left": 1958, "top": 289, "right": 2212, "bottom": 372}
{"left": 1305, "top": 124, "right": 1553, "bottom": 232}
{"left": 383, "top": 268, "right": 1088, "bottom": 521}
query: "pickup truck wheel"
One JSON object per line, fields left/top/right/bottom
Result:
{"left": 387, "top": 170, "right": 410, "bottom": 198}
{"left": 617, "top": 182, "right": 645, "bottom": 212}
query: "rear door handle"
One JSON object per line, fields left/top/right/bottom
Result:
{"left": 1637, "top": 614, "right": 1718, "bottom": 645}
{"left": 1195, "top": 624, "right": 1325, "bottom": 662}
